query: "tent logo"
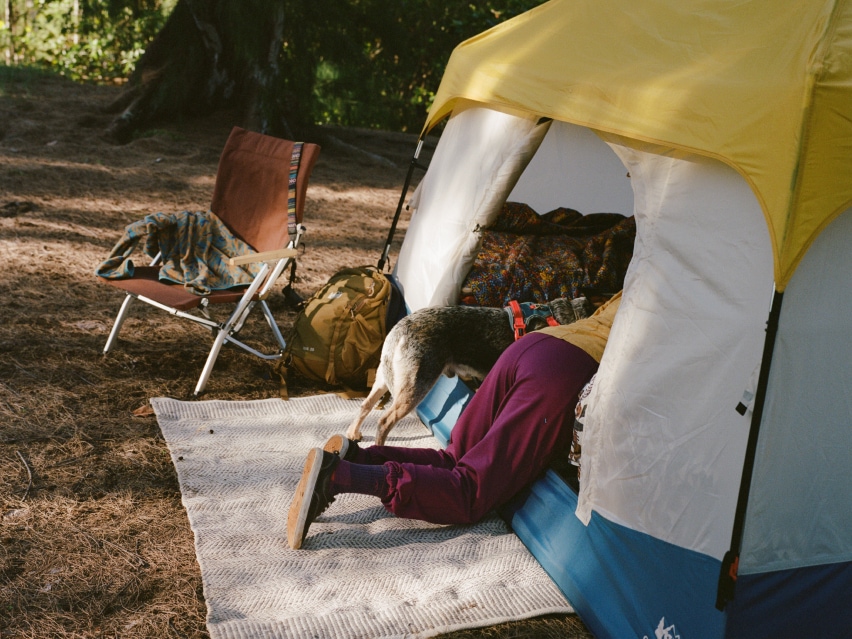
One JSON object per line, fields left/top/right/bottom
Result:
{"left": 643, "top": 617, "right": 681, "bottom": 639}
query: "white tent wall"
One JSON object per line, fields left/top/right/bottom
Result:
{"left": 741, "top": 205, "right": 852, "bottom": 575}
{"left": 394, "top": 105, "right": 550, "bottom": 311}
{"left": 576, "top": 140, "right": 774, "bottom": 560}
{"left": 508, "top": 120, "right": 634, "bottom": 216}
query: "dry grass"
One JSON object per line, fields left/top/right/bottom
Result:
{"left": 0, "top": 68, "right": 593, "bottom": 638}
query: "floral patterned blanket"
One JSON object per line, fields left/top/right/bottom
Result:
{"left": 460, "top": 202, "right": 635, "bottom": 307}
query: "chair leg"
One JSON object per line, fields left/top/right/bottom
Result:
{"left": 230, "top": 300, "right": 255, "bottom": 334}
{"left": 104, "top": 294, "right": 135, "bottom": 354}
{"left": 193, "top": 267, "right": 268, "bottom": 395}
{"left": 260, "top": 300, "right": 287, "bottom": 350}
{"left": 195, "top": 328, "right": 229, "bottom": 396}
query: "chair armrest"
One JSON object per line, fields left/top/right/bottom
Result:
{"left": 228, "top": 248, "right": 298, "bottom": 266}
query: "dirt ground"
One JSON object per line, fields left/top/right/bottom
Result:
{"left": 0, "top": 69, "right": 592, "bottom": 638}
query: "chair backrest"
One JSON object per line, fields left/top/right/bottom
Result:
{"left": 210, "top": 127, "right": 321, "bottom": 253}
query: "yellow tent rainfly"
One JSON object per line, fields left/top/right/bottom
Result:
{"left": 425, "top": 0, "right": 852, "bottom": 292}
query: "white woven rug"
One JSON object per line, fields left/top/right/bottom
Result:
{"left": 152, "top": 394, "right": 572, "bottom": 639}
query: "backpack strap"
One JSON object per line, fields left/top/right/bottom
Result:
{"left": 523, "top": 302, "right": 560, "bottom": 327}
{"left": 505, "top": 300, "right": 560, "bottom": 341}
{"left": 282, "top": 142, "right": 304, "bottom": 305}
{"left": 507, "top": 300, "right": 527, "bottom": 340}
{"left": 287, "top": 142, "right": 304, "bottom": 239}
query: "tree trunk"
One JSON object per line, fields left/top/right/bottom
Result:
{"left": 4, "top": 0, "right": 14, "bottom": 65}
{"left": 105, "top": 0, "right": 301, "bottom": 144}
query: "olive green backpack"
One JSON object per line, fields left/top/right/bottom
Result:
{"left": 281, "top": 266, "right": 394, "bottom": 395}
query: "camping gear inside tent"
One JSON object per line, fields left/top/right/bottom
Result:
{"left": 382, "top": 1, "right": 852, "bottom": 638}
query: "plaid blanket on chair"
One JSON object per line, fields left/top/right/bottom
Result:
{"left": 96, "top": 210, "right": 263, "bottom": 295}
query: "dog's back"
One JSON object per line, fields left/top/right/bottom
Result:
{"left": 346, "top": 305, "right": 512, "bottom": 444}
{"left": 346, "top": 297, "right": 591, "bottom": 445}
{"left": 388, "top": 306, "right": 513, "bottom": 384}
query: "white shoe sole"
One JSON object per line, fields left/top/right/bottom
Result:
{"left": 323, "top": 434, "right": 349, "bottom": 460}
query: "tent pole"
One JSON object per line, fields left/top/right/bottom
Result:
{"left": 716, "top": 289, "right": 784, "bottom": 610}
{"left": 377, "top": 137, "right": 428, "bottom": 272}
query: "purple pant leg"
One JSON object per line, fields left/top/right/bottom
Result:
{"left": 383, "top": 333, "right": 598, "bottom": 524}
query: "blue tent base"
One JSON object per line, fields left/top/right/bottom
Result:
{"left": 414, "top": 373, "right": 475, "bottom": 448}
{"left": 416, "top": 375, "right": 727, "bottom": 639}
{"left": 500, "top": 470, "right": 727, "bottom": 639}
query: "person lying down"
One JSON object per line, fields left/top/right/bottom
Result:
{"left": 287, "top": 291, "right": 623, "bottom": 549}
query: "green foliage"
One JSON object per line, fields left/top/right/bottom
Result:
{"left": 292, "top": 0, "right": 546, "bottom": 131}
{"left": 1, "top": 0, "right": 176, "bottom": 82}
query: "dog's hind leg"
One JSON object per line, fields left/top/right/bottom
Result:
{"left": 373, "top": 365, "right": 443, "bottom": 446}
{"left": 346, "top": 366, "right": 389, "bottom": 442}
{"left": 373, "top": 388, "right": 419, "bottom": 446}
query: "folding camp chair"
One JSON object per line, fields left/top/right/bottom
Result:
{"left": 99, "top": 126, "right": 321, "bottom": 394}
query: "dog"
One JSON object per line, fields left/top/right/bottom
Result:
{"left": 346, "top": 297, "right": 591, "bottom": 445}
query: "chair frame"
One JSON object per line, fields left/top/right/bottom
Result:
{"left": 100, "top": 127, "right": 318, "bottom": 395}
{"left": 103, "top": 236, "right": 302, "bottom": 394}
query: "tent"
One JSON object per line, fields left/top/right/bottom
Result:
{"left": 383, "top": 1, "right": 852, "bottom": 638}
